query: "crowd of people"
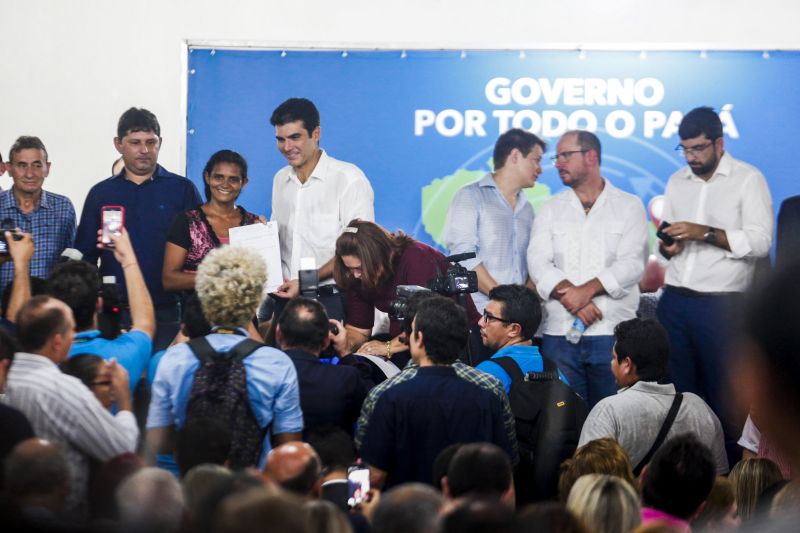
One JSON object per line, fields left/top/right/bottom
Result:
{"left": 0, "top": 98, "right": 799, "bottom": 533}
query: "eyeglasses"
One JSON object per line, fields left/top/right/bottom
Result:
{"left": 550, "top": 150, "right": 588, "bottom": 163}
{"left": 675, "top": 142, "right": 713, "bottom": 157}
{"left": 482, "top": 310, "right": 513, "bottom": 325}
{"left": 209, "top": 174, "right": 244, "bottom": 185}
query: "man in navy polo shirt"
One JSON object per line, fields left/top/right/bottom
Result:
{"left": 75, "top": 108, "right": 202, "bottom": 352}
{"left": 476, "top": 284, "right": 568, "bottom": 393}
{"left": 356, "top": 296, "right": 517, "bottom": 490}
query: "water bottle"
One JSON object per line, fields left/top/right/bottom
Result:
{"left": 566, "top": 317, "right": 586, "bottom": 344}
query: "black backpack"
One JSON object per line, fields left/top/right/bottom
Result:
{"left": 184, "top": 337, "right": 267, "bottom": 469}
{"left": 490, "top": 356, "right": 588, "bottom": 503}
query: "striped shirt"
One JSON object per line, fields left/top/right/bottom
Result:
{"left": 3, "top": 352, "right": 139, "bottom": 511}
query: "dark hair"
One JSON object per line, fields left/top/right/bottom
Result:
{"left": 679, "top": 106, "right": 723, "bottom": 141}
{"left": 270, "top": 98, "right": 320, "bottom": 135}
{"left": 16, "top": 296, "right": 71, "bottom": 353}
{"left": 305, "top": 425, "right": 357, "bottom": 471}
{"left": 117, "top": 107, "right": 161, "bottom": 139}
{"left": 4, "top": 440, "right": 70, "bottom": 500}
{"left": 432, "top": 443, "right": 463, "bottom": 491}
{"left": 641, "top": 434, "right": 716, "bottom": 519}
{"left": 177, "top": 418, "right": 232, "bottom": 477}
{"left": 569, "top": 130, "right": 602, "bottom": 165}
{"left": 517, "top": 502, "right": 589, "bottom": 533}
{"left": 60, "top": 354, "right": 104, "bottom": 388}
{"left": 442, "top": 497, "right": 518, "bottom": 533}
{"left": 613, "top": 318, "right": 670, "bottom": 382}
{"left": 8, "top": 135, "right": 48, "bottom": 163}
{"left": 277, "top": 297, "right": 329, "bottom": 353}
{"left": 201, "top": 149, "right": 248, "bottom": 202}
{"left": 334, "top": 220, "right": 414, "bottom": 291}
{"left": 402, "top": 290, "right": 441, "bottom": 337}
{"left": 2, "top": 276, "right": 48, "bottom": 319}
{"left": 493, "top": 128, "right": 546, "bottom": 170}
{"left": 182, "top": 292, "right": 212, "bottom": 339}
{"left": 372, "top": 483, "right": 444, "bottom": 533}
{"left": 413, "top": 296, "right": 469, "bottom": 365}
{"left": 0, "top": 328, "right": 19, "bottom": 361}
{"left": 47, "top": 260, "right": 101, "bottom": 332}
{"left": 488, "top": 284, "right": 542, "bottom": 340}
{"left": 743, "top": 259, "right": 800, "bottom": 419}
{"left": 446, "top": 443, "right": 512, "bottom": 499}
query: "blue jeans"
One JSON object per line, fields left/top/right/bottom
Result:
{"left": 541, "top": 334, "right": 617, "bottom": 408}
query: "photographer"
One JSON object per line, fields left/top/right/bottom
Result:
{"left": 333, "top": 220, "right": 479, "bottom": 359}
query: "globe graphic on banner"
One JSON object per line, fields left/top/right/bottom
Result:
{"left": 417, "top": 134, "right": 677, "bottom": 252}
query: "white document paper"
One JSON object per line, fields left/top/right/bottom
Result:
{"left": 228, "top": 222, "right": 283, "bottom": 294}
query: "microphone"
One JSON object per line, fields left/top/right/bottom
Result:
{"left": 444, "top": 252, "right": 476, "bottom": 263}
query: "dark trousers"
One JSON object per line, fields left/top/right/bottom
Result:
{"left": 656, "top": 286, "right": 744, "bottom": 466}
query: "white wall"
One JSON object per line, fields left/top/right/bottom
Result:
{"left": 1, "top": 0, "right": 799, "bottom": 216}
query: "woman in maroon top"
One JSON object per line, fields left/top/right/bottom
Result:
{"left": 334, "top": 219, "right": 479, "bottom": 359}
{"left": 162, "top": 149, "right": 262, "bottom": 291}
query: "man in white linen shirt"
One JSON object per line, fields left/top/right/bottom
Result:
{"left": 656, "top": 106, "right": 773, "bottom": 464}
{"left": 528, "top": 130, "right": 648, "bottom": 408}
{"left": 4, "top": 295, "right": 138, "bottom": 514}
{"left": 268, "top": 97, "right": 374, "bottom": 321}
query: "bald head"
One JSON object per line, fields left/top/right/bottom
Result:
{"left": 4, "top": 438, "right": 70, "bottom": 510}
{"left": 262, "top": 442, "right": 321, "bottom": 497}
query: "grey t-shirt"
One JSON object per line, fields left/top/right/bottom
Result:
{"left": 578, "top": 381, "right": 729, "bottom": 474}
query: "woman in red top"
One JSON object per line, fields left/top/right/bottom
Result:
{"left": 334, "top": 219, "right": 479, "bottom": 360}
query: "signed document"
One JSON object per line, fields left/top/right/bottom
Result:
{"left": 229, "top": 221, "right": 283, "bottom": 294}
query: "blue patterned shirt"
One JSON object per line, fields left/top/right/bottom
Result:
{"left": 444, "top": 173, "right": 534, "bottom": 312}
{"left": 0, "top": 188, "right": 76, "bottom": 292}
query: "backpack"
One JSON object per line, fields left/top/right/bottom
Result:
{"left": 184, "top": 336, "right": 267, "bottom": 469}
{"left": 490, "top": 356, "right": 588, "bottom": 503}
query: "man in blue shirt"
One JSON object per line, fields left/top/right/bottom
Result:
{"left": 47, "top": 229, "right": 155, "bottom": 395}
{"left": 476, "top": 284, "right": 568, "bottom": 393}
{"left": 0, "top": 136, "right": 76, "bottom": 294}
{"left": 146, "top": 245, "right": 303, "bottom": 468}
{"left": 444, "top": 129, "right": 546, "bottom": 314}
{"left": 357, "top": 296, "right": 517, "bottom": 490}
{"left": 75, "top": 108, "right": 202, "bottom": 352}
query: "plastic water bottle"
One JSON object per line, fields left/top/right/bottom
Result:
{"left": 566, "top": 317, "right": 586, "bottom": 344}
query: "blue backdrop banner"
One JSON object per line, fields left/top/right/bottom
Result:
{"left": 187, "top": 49, "right": 796, "bottom": 250}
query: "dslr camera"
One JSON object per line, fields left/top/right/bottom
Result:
{"left": 426, "top": 252, "right": 478, "bottom": 296}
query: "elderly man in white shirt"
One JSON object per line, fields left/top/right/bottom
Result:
{"left": 656, "top": 106, "right": 773, "bottom": 464}
{"left": 528, "top": 130, "right": 649, "bottom": 407}
{"left": 268, "top": 98, "right": 374, "bottom": 321}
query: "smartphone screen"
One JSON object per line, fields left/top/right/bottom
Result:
{"left": 0, "top": 238, "right": 7, "bottom": 255}
{"left": 347, "top": 466, "right": 370, "bottom": 508}
{"left": 101, "top": 206, "right": 124, "bottom": 246}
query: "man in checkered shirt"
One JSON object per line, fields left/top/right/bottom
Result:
{"left": 0, "top": 136, "right": 76, "bottom": 294}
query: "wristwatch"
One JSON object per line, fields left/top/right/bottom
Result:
{"left": 703, "top": 227, "right": 717, "bottom": 244}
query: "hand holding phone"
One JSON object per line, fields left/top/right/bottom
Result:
{"left": 101, "top": 206, "right": 125, "bottom": 248}
{"left": 656, "top": 221, "right": 675, "bottom": 246}
{"left": 347, "top": 465, "right": 370, "bottom": 508}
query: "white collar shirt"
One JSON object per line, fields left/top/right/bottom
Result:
{"left": 528, "top": 179, "right": 649, "bottom": 335}
{"left": 271, "top": 149, "right": 374, "bottom": 281}
{"left": 3, "top": 352, "right": 139, "bottom": 511}
{"left": 660, "top": 151, "right": 773, "bottom": 292}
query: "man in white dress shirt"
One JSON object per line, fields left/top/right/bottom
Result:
{"left": 528, "top": 130, "right": 648, "bottom": 407}
{"left": 657, "top": 106, "right": 773, "bottom": 463}
{"left": 268, "top": 98, "right": 374, "bottom": 321}
{"left": 4, "top": 295, "right": 138, "bottom": 513}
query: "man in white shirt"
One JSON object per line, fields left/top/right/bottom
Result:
{"left": 268, "top": 98, "right": 374, "bottom": 321}
{"left": 528, "top": 130, "right": 648, "bottom": 407}
{"left": 656, "top": 106, "right": 773, "bottom": 463}
{"left": 4, "top": 295, "right": 138, "bottom": 513}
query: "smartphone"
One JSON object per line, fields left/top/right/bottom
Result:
{"left": 101, "top": 206, "right": 125, "bottom": 247}
{"left": 347, "top": 465, "right": 370, "bottom": 508}
{"left": 656, "top": 221, "right": 675, "bottom": 246}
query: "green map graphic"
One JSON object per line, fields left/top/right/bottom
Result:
{"left": 421, "top": 167, "right": 552, "bottom": 247}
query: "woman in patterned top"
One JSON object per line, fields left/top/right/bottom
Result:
{"left": 162, "top": 149, "right": 262, "bottom": 291}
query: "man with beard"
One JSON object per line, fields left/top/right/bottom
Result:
{"left": 657, "top": 106, "right": 773, "bottom": 465}
{"left": 528, "top": 130, "right": 648, "bottom": 408}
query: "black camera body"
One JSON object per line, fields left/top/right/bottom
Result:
{"left": 426, "top": 252, "right": 478, "bottom": 297}
{"left": 0, "top": 218, "right": 23, "bottom": 254}
{"left": 389, "top": 285, "right": 432, "bottom": 319}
